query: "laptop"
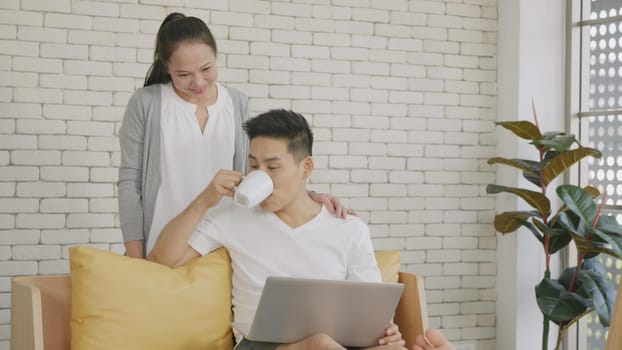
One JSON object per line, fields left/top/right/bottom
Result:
{"left": 232, "top": 276, "right": 404, "bottom": 348}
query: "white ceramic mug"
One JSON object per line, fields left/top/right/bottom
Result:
{"left": 234, "top": 170, "right": 274, "bottom": 208}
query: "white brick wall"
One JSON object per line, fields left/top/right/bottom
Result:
{"left": 0, "top": 1, "right": 497, "bottom": 349}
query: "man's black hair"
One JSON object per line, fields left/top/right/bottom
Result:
{"left": 243, "top": 109, "right": 313, "bottom": 162}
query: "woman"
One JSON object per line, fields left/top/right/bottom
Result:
{"left": 119, "top": 13, "right": 346, "bottom": 258}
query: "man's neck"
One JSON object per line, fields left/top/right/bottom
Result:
{"left": 273, "top": 192, "right": 322, "bottom": 229}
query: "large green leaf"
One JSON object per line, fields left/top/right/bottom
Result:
{"left": 487, "top": 157, "right": 540, "bottom": 175}
{"left": 514, "top": 218, "right": 544, "bottom": 243}
{"left": 587, "top": 227, "right": 622, "bottom": 259}
{"left": 532, "top": 133, "right": 577, "bottom": 152}
{"left": 495, "top": 121, "right": 542, "bottom": 140}
{"left": 533, "top": 218, "right": 572, "bottom": 253}
{"left": 493, "top": 211, "right": 540, "bottom": 233}
{"left": 578, "top": 270, "right": 617, "bottom": 327}
{"left": 542, "top": 148, "right": 602, "bottom": 185}
{"left": 487, "top": 184, "right": 550, "bottom": 217}
{"left": 557, "top": 185, "right": 598, "bottom": 229}
{"left": 535, "top": 277, "right": 591, "bottom": 324}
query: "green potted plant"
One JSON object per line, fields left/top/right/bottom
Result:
{"left": 487, "top": 107, "right": 621, "bottom": 350}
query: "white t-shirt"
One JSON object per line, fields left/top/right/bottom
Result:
{"left": 146, "top": 82, "right": 236, "bottom": 254}
{"left": 188, "top": 199, "right": 381, "bottom": 330}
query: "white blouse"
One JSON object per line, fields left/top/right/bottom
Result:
{"left": 146, "top": 82, "right": 236, "bottom": 253}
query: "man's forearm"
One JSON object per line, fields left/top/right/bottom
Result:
{"left": 148, "top": 189, "right": 213, "bottom": 266}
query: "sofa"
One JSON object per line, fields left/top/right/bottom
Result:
{"left": 11, "top": 249, "right": 428, "bottom": 350}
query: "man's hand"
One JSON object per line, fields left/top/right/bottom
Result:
{"left": 413, "top": 329, "right": 455, "bottom": 350}
{"left": 203, "top": 170, "right": 243, "bottom": 208}
{"left": 378, "top": 323, "right": 405, "bottom": 346}
{"left": 309, "top": 191, "right": 356, "bottom": 219}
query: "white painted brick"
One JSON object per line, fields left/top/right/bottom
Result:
{"left": 0, "top": 215, "right": 14, "bottom": 229}
{"left": 351, "top": 34, "right": 387, "bottom": 49}
{"left": 375, "top": 24, "right": 411, "bottom": 38}
{"left": 479, "top": 262, "right": 496, "bottom": 275}
{"left": 90, "top": 46, "right": 136, "bottom": 62}
{"left": 185, "top": 0, "right": 227, "bottom": 10}
{"left": 371, "top": 103, "right": 407, "bottom": 117}
{"left": 0, "top": 167, "right": 38, "bottom": 181}
{"left": 17, "top": 26, "right": 66, "bottom": 43}
{"left": 368, "top": 157, "right": 405, "bottom": 170}
{"left": 444, "top": 184, "right": 479, "bottom": 197}
{"left": 16, "top": 182, "right": 65, "bottom": 197}
{"left": 291, "top": 100, "right": 332, "bottom": 114}
{"left": 408, "top": 210, "right": 443, "bottom": 224}
{"left": 392, "top": 118, "right": 427, "bottom": 131}
{"left": 16, "top": 214, "right": 64, "bottom": 229}
{"left": 443, "top": 314, "right": 478, "bottom": 328}
{"left": 0, "top": 230, "right": 39, "bottom": 245}
{"left": 351, "top": 62, "right": 389, "bottom": 76}
{"left": 272, "top": 2, "right": 313, "bottom": 17}
{"left": 370, "top": 183, "right": 406, "bottom": 197}
{"left": 461, "top": 301, "right": 495, "bottom": 315}
{"left": 331, "top": 47, "right": 370, "bottom": 61}
{"left": 423, "top": 171, "right": 461, "bottom": 184}
{"left": 333, "top": 101, "right": 370, "bottom": 115}
{"left": 330, "top": 184, "right": 368, "bottom": 197}
{"left": 352, "top": 8, "right": 389, "bottom": 22}
{"left": 387, "top": 38, "right": 423, "bottom": 52}
{"left": 333, "top": 74, "right": 370, "bottom": 88}
{"left": 290, "top": 73, "right": 330, "bottom": 88}
{"left": 310, "top": 87, "right": 349, "bottom": 101}
{"left": 17, "top": 120, "right": 66, "bottom": 135}
{"left": 311, "top": 5, "right": 351, "bottom": 19}
{"left": 72, "top": 1, "right": 119, "bottom": 16}
{"left": 44, "top": 13, "right": 92, "bottom": 30}
{"left": 250, "top": 98, "right": 291, "bottom": 112}
{"left": 312, "top": 115, "right": 351, "bottom": 129}
{"left": 350, "top": 89, "right": 387, "bottom": 103}
{"left": 0, "top": 151, "right": 7, "bottom": 165}
{"left": 389, "top": 171, "right": 424, "bottom": 183}
{"left": 68, "top": 30, "right": 116, "bottom": 46}
{"left": 443, "top": 288, "right": 478, "bottom": 302}
{"left": 38, "top": 260, "right": 69, "bottom": 275}
{"left": 407, "top": 158, "right": 444, "bottom": 172}
{"left": 404, "top": 263, "right": 442, "bottom": 276}
{"left": 39, "top": 74, "right": 87, "bottom": 90}
{"left": 0, "top": 261, "right": 38, "bottom": 276}
{"left": 311, "top": 59, "right": 350, "bottom": 74}
{"left": 294, "top": 18, "right": 335, "bottom": 33}
{"left": 112, "top": 91, "right": 133, "bottom": 106}
{"left": 408, "top": 79, "right": 444, "bottom": 93}
{"left": 62, "top": 151, "right": 110, "bottom": 167}
{"left": 332, "top": 128, "right": 369, "bottom": 142}
{"left": 335, "top": 20, "right": 373, "bottom": 35}
{"left": 371, "top": 0, "right": 407, "bottom": 10}
{"left": 41, "top": 229, "right": 89, "bottom": 244}
{"left": 423, "top": 40, "right": 460, "bottom": 54}
{"left": 352, "top": 116, "right": 388, "bottom": 129}
{"left": 113, "top": 62, "right": 149, "bottom": 78}
{"left": 13, "top": 87, "right": 61, "bottom": 104}
{"left": 371, "top": 130, "right": 407, "bottom": 143}
{"left": 0, "top": 198, "right": 38, "bottom": 213}
{"left": 409, "top": 1, "right": 444, "bottom": 14}
{"left": 310, "top": 169, "right": 349, "bottom": 183}
{"left": 93, "top": 17, "right": 139, "bottom": 33}
{"left": 388, "top": 90, "right": 424, "bottom": 104}
{"left": 269, "top": 85, "right": 310, "bottom": 99}
{"left": 423, "top": 92, "right": 459, "bottom": 105}
{"left": 0, "top": 135, "right": 36, "bottom": 150}
{"left": 64, "top": 60, "right": 113, "bottom": 76}
{"left": 0, "top": 9, "right": 43, "bottom": 26}
{"left": 88, "top": 76, "right": 136, "bottom": 92}
{"left": 0, "top": 87, "right": 10, "bottom": 102}
{"left": 446, "top": 3, "right": 481, "bottom": 17}
{"left": 479, "top": 237, "right": 495, "bottom": 249}
{"left": 90, "top": 198, "right": 118, "bottom": 213}
{"left": 349, "top": 142, "right": 386, "bottom": 156}
{"left": 40, "top": 43, "right": 88, "bottom": 59}
{"left": 425, "top": 277, "right": 461, "bottom": 291}
{"left": 0, "top": 183, "right": 13, "bottom": 197}
{"left": 269, "top": 57, "right": 310, "bottom": 72}
{"left": 41, "top": 166, "right": 89, "bottom": 182}
{"left": 371, "top": 211, "right": 408, "bottom": 224}
{"left": 13, "top": 245, "right": 61, "bottom": 260}
{"left": 67, "top": 121, "right": 114, "bottom": 136}
{"left": 22, "top": 0, "right": 70, "bottom": 12}
{"left": 371, "top": 237, "right": 406, "bottom": 251}
{"left": 350, "top": 169, "right": 386, "bottom": 183}
{"left": 40, "top": 198, "right": 88, "bottom": 214}
{"left": 12, "top": 151, "right": 61, "bottom": 166}
{"left": 228, "top": 0, "right": 270, "bottom": 14}
{"left": 67, "top": 213, "right": 114, "bottom": 228}
{"left": 313, "top": 141, "right": 348, "bottom": 155}
{"left": 350, "top": 198, "right": 387, "bottom": 211}
{"left": 313, "top": 33, "right": 351, "bottom": 47}
{"left": 0, "top": 24, "right": 15, "bottom": 39}
{"left": 427, "top": 67, "right": 462, "bottom": 80}
{"left": 119, "top": 3, "right": 164, "bottom": 19}
{"left": 87, "top": 137, "right": 119, "bottom": 152}
{"left": 39, "top": 135, "right": 86, "bottom": 151}
{"left": 66, "top": 183, "right": 113, "bottom": 197}
{"left": 389, "top": 197, "right": 425, "bottom": 210}
{"left": 90, "top": 228, "right": 122, "bottom": 242}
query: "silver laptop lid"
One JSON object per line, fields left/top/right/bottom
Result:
{"left": 245, "top": 276, "right": 404, "bottom": 347}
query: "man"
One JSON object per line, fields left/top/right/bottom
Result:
{"left": 149, "top": 110, "right": 405, "bottom": 350}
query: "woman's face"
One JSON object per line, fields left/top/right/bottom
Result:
{"left": 167, "top": 41, "right": 218, "bottom": 103}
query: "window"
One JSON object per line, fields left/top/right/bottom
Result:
{"left": 568, "top": 0, "right": 622, "bottom": 348}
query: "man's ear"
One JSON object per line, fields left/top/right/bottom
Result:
{"left": 302, "top": 155, "right": 314, "bottom": 178}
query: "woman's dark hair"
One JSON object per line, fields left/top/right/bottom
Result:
{"left": 144, "top": 12, "right": 217, "bottom": 87}
{"left": 243, "top": 110, "right": 314, "bottom": 163}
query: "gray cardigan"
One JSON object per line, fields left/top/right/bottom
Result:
{"left": 118, "top": 84, "right": 250, "bottom": 251}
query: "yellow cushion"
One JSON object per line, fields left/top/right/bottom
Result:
{"left": 70, "top": 246, "right": 233, "bottom": 350}
{"left": 375, "top": 250, "right": 400, "bottom": 283}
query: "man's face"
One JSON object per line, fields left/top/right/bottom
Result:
{"left": 248, "top": 136, "right": 312, "bottom": 213}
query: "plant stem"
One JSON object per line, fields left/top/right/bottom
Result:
{"left": 542, "top": 269, "right": 551, "bottom": 350}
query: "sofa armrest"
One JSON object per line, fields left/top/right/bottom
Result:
{"left": 11, "top": 276, "right": 71, "bottom": 350}
{"left": 394, "top": 272, "right": 428, "bottom": 350}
